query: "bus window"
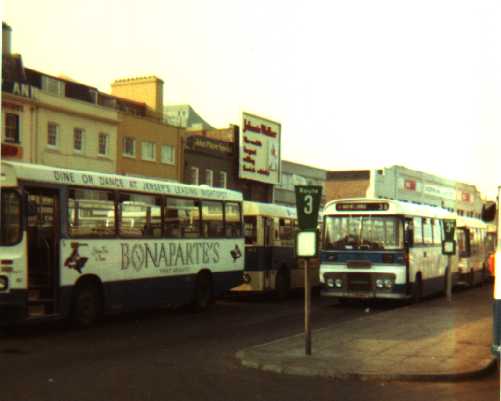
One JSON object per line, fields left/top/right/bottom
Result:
{"left": 119, "top": 193, "right": 162, "bottom": 238}
{"left": 0, "top": 189, "right": 22, "bottom": 245}
{"left": 244, "top": 216, "right": 257, "bottom": 245}
{"left": 202, "top": 200, "right": 224, "bottom": 238}
{"left": 279, "top": 218, "right": 295, "bottom": 243}
{"left": 432, "top": 219, "right": 442, "bottom": 245}
{"left": 413, "top": 217, "right": 423, "bottom": 244}
{"left": 164, "top": 198, "right": 200, "bottom": 238}
{"left": 422, "top": 218, "right": 433, "bottom": 244}
{"left": 68, "top": 189, "right": 115, "bottom": 237}
{"left": 225, "top": 202, "right": 242, "bottom": 237}
{"left": 457, "top": 228, "right": 470, "bottom": 257}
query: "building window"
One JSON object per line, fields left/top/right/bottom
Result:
{"left": 42, "top": 76, "right": 65, "bottom": 96}
{"left": 122, "top": 136, "right": 136, "bottom": 157}
{"left": 98, "top": 133, "right": 109, "bottom": 156}
{"left": 205, "top": 169, "right": 214, "bottom": 186}
{"left": 191, "top": 166, "right": 199, "bottom": 185}
{"left": 47, "top": 122, "right": 59, "bottom": 148}
{"left": 73, "top": 128, "right": 85, "bottom": 153}
{"left": 141, "top": 141, "right": 156, "bottom": 161}
{"left": 161, "top": 144, "right": 175, "bottom": 165}
{"left": 219, "top": 171, "right": 227, "bottom": 188}
{"left": 5, "top": 113, "right": 20, "bottom": 143}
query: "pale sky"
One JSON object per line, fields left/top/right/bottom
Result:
{"left": 4, "top": 0, "right": 501, "bottom": 198}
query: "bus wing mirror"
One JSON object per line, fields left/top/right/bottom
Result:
{"left": 481, "top": 202, "right": 496, "bottom": 222}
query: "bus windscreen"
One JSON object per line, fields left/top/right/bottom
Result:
{"left": 323, "top": 215, "right": 403, "bottom": 251}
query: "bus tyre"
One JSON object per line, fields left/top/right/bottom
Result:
{"left": 71, "top": 283, "right": 102, "bottom": 329}
{"left": 191, "top": 272, "right": 213, "bottom": 312}
{"left": 275, "top": 269, "right": 290, "bottom": 301}
{"left": 411, "top": 275, "right": 423, "bottom": 304}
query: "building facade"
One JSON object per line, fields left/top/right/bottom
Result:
{"left": 111, "top": 77, "right": 184, "bottom": 181}
{"left": 183, "top": 133, "right": 234, "bottom": 187}
{"left": 182, "top": 127, "right": 273, "bottom": 202}
{"left": 2, "top": 64, "right": 119, "bottom": 173}
{"left": 274, "top": 160, "right": 327, "bottom": 208}
{"left": 326, "top": 165, "right": 484, "bottom": 217}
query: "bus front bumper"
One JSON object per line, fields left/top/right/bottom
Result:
{"left": 321, "top": 287, "right": 410, "bottom": 300}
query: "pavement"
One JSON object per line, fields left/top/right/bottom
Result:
{"left": 236, "top": 285, "right": 497, "bottom": 382}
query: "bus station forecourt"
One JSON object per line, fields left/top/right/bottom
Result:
{"left": 236, "top": 283, "right": 496, "bottom": 381}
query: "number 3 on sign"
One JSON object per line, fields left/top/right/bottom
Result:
{"left": 304, "top": 194, "right": 313, "bottom": 215}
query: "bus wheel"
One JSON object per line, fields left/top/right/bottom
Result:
{"left": 191, "top": 272, "right": 213, "bottom": 312}
{"left": 275, "top": 269, "right": 290, "bottom": 301}
{"left": 71, "top": 283, "right": 102, "bottom": 329}
{"left": 411, "top": 275, "right": 423, "bottom": 303}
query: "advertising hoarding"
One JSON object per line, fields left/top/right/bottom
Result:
{"left": 239, "top": 112, "right": 281, "bottom": 185}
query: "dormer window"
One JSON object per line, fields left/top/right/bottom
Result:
{"left": 42, "top": 76, "right": 65, "bottom": 96}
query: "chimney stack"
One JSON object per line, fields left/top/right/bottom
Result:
{"left": 2, "top": 22, "right": 12, "bottom": 55}
{"left": 111, "top": 76, "right": 164, "bottom": 118}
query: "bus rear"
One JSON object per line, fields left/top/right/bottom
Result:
{"left": 0, "top": 162, "right": 27, "bottom": 324}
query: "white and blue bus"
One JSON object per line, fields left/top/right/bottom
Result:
{"left": 231, "top": 201, "right": 319, "bottom": 299}
{"left": 0, "top": 161, "right": 244, "bottom": 327}
{"left": 455, "top": 215, "right": 489, "bottom": 286}
{"left": 320, "top": 198, "right": 456, "bottom": 301}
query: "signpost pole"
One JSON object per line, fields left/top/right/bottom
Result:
{"left": 295, "top": 185, "right": 322, "bottom": 357}
{"left": 304, "top": 258, "right": 311, "bottom": 356}
{"left": 447, "top": 254, "right": 452, "bottom": 302}
{"left": 442, "top": 219, "right": 456, "bottom": 303}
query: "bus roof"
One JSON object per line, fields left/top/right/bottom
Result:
{"left": 1, "top": 161, "right": 243, "bottom": 202}
{"left": 324, "top": 198, "right": 456, "bottom": 219}
{"left": 456, "top": 215, "right": 488, "bottom": 229}
{"left": 243, "top": 201, "right": 297, "bottom": 219}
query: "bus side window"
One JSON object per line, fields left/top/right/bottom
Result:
{"left": 119, "top": 193, "right": 162, "bottom": 238}
{"left": 68, "top": 189, "right": 115, "bottom": 237}
{"left": 225, "top": 202, "right": 242, "bottom": 238}
{"left": 201, "top": 200, "right": 224, "bottom": 238}
{"left": 413, "top": 217, "right": 423, "bottom": 245}
{"left": 165, "top": 198, "right": 200, "bottom": 238}
{"left": 432, "top": 219, "right": 442, "bottom": 245}
{"left": 244, "top": 216, "right": 257, "bottom": 245}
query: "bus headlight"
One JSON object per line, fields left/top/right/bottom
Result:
{"left": 0, "top": 276, "right": 8, "bottom": 291}
{"left": 335, "top": 278, "right": 343, "bottom": 288}
{"left": 384, "top": 279, "right": 394, "bottom": 288}
{"left": 376, "top": 279, "right": 384, "bottom": 288}
{"left": 327, "top": 278, "right": 335, "bottom": 288}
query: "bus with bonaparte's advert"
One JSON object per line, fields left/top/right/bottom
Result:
{"left": 0, "top": 161, "right": 244, "bottom": 327}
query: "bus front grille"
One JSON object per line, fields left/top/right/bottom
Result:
{"left": 347, "top": 273, "right": 371, "bottom": 291}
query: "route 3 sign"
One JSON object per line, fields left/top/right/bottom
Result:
{"left": 442, "top": 218, "right": 456, "bottom": 255}
{"left": 295, "top": 185, "right": 322, "bottom": 231}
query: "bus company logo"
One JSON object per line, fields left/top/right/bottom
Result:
{"left": 230, "top": 245, "right": 242, "bottom": 262}
{"left": 64, "top": 242, "right": 89, "bottom": 274}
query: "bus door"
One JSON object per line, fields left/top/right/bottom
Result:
{"left": 25, "top": 188, "right": 60, "bottom": 317}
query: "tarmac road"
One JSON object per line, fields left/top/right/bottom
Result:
{"left": 0, "top": 287, "right": 498, "bottom": 401}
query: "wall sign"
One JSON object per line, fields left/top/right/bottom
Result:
{"left": 238, "top": 112, "right": 281, "bottom": 185}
